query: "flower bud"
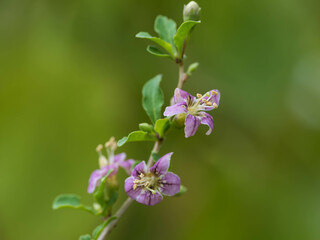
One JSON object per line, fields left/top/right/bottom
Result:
{"left": 183, "top": 1, "right": 201, "bottom": 21}
{"left": 139, "top": 123, "right": 154, "bottom": 133}
{"left": 172, "top": 113, "right": 187, "bottom": 129}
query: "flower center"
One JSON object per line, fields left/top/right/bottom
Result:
{"left": 133, "top": 172, "right": 161, "bottom": 194}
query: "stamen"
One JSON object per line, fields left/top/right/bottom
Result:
{"left": 96, "top": 144, "right": 103, "bottom": 152}
{"left": 206, "top": 101, "right": 212, "bottom": 106}
{"left": 132, "top": 172, "right": 161, "bottom": 194}
{"left": 212, "top": 103, "right": 218, "bottom": 108}
{"left": 196, "top": 93, "right": 202, "bottom": 98}
{"left": 105, "top": 136, "right": 117, "bottom": 151}
{"left": 211, "top": 90, "right": 218, "bottom": 96}
{"left": 146, "top": 187, "right": 157, "bottom": 194}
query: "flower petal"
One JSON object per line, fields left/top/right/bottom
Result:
{"left": 125, "top": 176, "right": 143, "bottom": 200}
{"left": 132, "top": 161, "right": 147, "bottom": 178}
{"left": 184, "top": 114, "right": 201, "bottom": 138}
{"left": 150, "top": 152, "right": 173, "bottom": 176}
{"left": 159, "top": 172, "right": 181, "bottom": 196}
{"left": 200, "top": 112, "right": 214, "bottom": 135}
{"left": 100, "top": 164, "right": 118, "bottom": 177}
{"left": 87, "top": 169, "right": 102, "bottom": 193}
{"left": 202, "top": 89, "right": 220, "bottom": 109}
{"left": 113, "top": 153, "right": 126, "bottom": 163}
{"left": 119, "top": 159, "right": 135, "bottom": 175}
{"left": 174, "top": 88, "right": 195, "bottom": 104}
{"left": 163, "top": 102, "right": 187, "bottom": 117}
{"left": 136, "top": 190, "right": 163, "bottom": 206}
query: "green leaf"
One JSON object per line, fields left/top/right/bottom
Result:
{"left": 175, "top": 185, "right": 188, "bottom": 197}
{"left": 187, "top": 62, "right": 199, "bottom": 75}
{"left": 151, "top": 152, "right": 160, "bottom": 162}
{"left": 154, "top": 15, "right": 176, "bottom": 47}
{"left": 174, "top": 20, "right": 200, "bottom": 56}
{"left": 154, "top": 118, "right": 171, "bottom": 138}
{"left": 92, "top": 216, "right": 117, "bottom": 240}
{"left": 93, "top": 169, "right": 114, "bottom": 205}
{"left": 147, "top": 45, "right": 172, "bottom": 58}
{"left": 142, "top": 74, "right": 164, "bottom": 124}
{"left": 52, "top": 194, "right": 95, "bottom": 214}
{"left": 79, "top": 234, "right": 91, "bottom": 240}
{"left": 117, "top": 131, "right": 157, "bottom": 147}
{"left": 136, "top": 32, "right": 173, "bottom": 56}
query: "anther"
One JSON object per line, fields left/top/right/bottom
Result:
{"left": 196, "top": 93, "right": 202, "bottom": 98}
{"left": 211, "top": 90, "right": 218, "bottom": 96}
{"left": 96, "top": 144, "right": 103, "bottom": 152}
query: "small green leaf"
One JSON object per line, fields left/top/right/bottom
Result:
{"left": 154, "top": 118, "right": 171, "bottom": 138}
{"left": 175, "top": 185, "right": 188, "bottom": 197}
{"left": 142, "top": 74, "right": 164, "bottom": 124}
{"left": 174, "top": 20, "right": 200, "bottom": 57}
{"left": 147, "top": 45, "right": 172, "bottom": 58}
{"left": 79, "top": 234, "right": 91, "bottom": 240}
{"left": 52, "top": 194, "right": 95, "bottom": 214}
{"left": 154, "top": 15, "right": 177, "bottom": 47}
{"left": 92, "top": 216, "right": 117, "bottom": 240}
{"left": 93, "top": 169, "right": 114, "bottom": 205}
{"left": 187, "top": 62, "right": 199, "bottom": 76}
{"left": 151, "top": 152, "right": 160, "bottom": 162}
{"left": 136, "top": 32, "right": 173, "bottom": 56}
{"left": 118, "top": 131, "right": 157, "bottom": 147}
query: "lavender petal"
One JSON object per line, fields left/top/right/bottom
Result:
{"left": 159, "top": 172, "right": 181, "bottom": 196}
{"left": 124, "top": 176, "right": 142, "bottom": 200}
{"left": 119, "top": 159, "right": 135, "bottom": 175}
{"left": 150, "top": 152, "right": 173, "bottom": 176}
{"left": 203, "top": 89, "right": 220, "bottom": 106}
{"left": 163, "top": 102, "right": 188, "bottom": 117}
{"left": 132, "top": 161, "right": 147, "bottom": 178}
{"left": 136, "top": 190, "right": 163, "bottom": 206}
{"left": 184, "top": 114, "right": 201, "bottom": 138}
{"left": 87, "top": 169, "right": 102, "bottom": 193}
{"left": 113, "top": 153, "right": 127, "bottom": 163}
{"left": 100, "top": 164, "right": 118, "bottom": 177}
{"left": 200, "top": 112, "right": 214, "bottom": 135}
{"left": 174, "top": 88, "right": 195, "bottom": 104}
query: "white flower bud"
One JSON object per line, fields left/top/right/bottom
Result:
{"left": 183, "top": 1, "right": 201, "bottom": 21}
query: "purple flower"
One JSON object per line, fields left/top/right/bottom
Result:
{"left": 87, "top": 138, "right": 135, "bottom": 193}
{"left": 164, "top": 88, "right": 220, "bottom": 138}
{"left": 125, "top": 152, "right": 181, "bottom": 206}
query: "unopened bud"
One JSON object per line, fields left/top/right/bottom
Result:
{"left": 172, "top": 113, "right": 187, "bottom": 129}
{"left": 183, "top": 1, "right": 201, "bottom": 21}
{"left": 139, "top": 123, "right": 154, "bottom": 133}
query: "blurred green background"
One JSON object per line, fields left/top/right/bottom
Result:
{"left": 1, "top": 0, "right": 320, "bottom": 239}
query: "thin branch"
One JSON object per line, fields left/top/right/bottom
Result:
{"left": 147, "top": 139, "right": 163, "bottom": 168}
{"left": 97, "top": 198, "right": 133, "bottom": 240}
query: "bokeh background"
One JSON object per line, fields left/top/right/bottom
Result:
{"left": 1, "top": 0, "right": 320, "bottom": 239}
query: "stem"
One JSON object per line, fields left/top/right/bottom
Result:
{"left": 170, "top": 59, "right": 189, "bottom": 105}
{"left": 177, "top": 63, "right": 188, "bottom": 89}
{"left": 97, "top": 198, "right": 133, "bottom": 240}
{"left": 147, "top": 139, "right": 163, "bottom": 168}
